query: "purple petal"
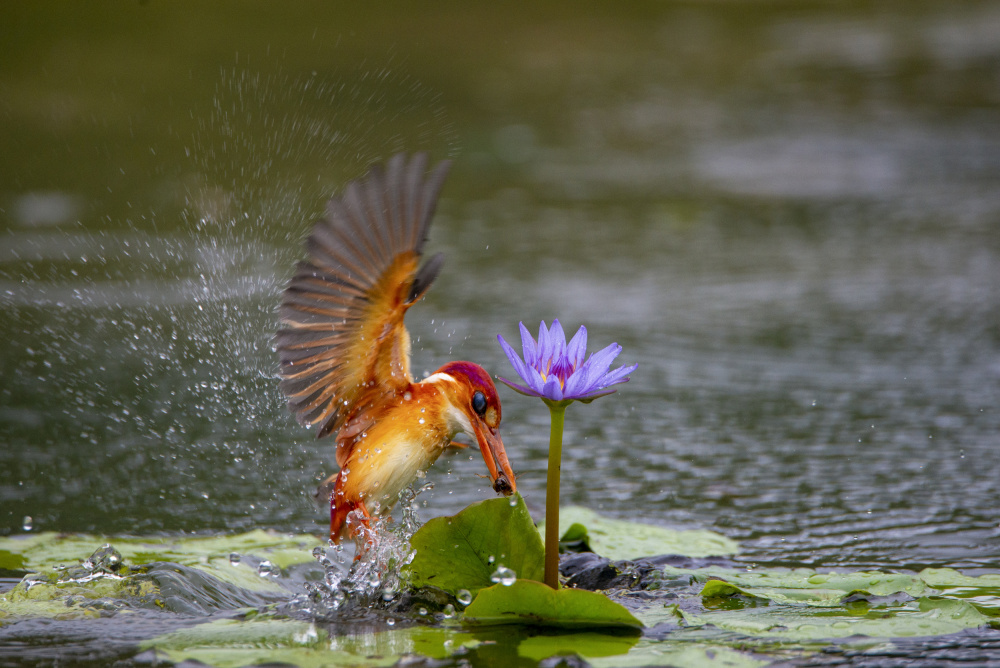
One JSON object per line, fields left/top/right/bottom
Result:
{"left": 497, "top": 376, "right": 544, "bottom": 398}
{"left": 576, "top": 388, "right": 619, "bottom": 403}
{"left": 518, "top": 322, "right": 538, "bottom": 368}
{"left": 536, "top": 320, "right": 553, "bottom": 370}
{"left": 564, "top": 343, "right": 622, "bottom": 396}
{"left": 497, "top": 334, "right": 534, "bottom": 387}
{"left": 526, "top": 364, "right": 548, "bottom": 393}
{"left": 585, "top": 342, "right": 623, "bottom": 376}
{"left": 541, "top": 374, "right": 564, "bottom": 401}
{"left": 549, "top": 319, "right": 567, "bottom": 361}
{"left": 597, "top": 362, "right": 638, "bottom": 388}
{"left": 566, "top": 325, "right": 587, "bottom": 369}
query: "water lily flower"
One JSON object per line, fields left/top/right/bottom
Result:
{"left": 497, "top": 320, "right": 637, "bottom": 588}
{"left": 497, "top": 320, "right": 637, "bottom": 405}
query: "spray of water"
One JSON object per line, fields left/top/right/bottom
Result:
{"left": 292, "top": 482, "right": 436, "bottom": 621}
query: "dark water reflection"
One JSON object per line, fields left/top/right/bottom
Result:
{"left": 2, "top": 1, "right": 1000, "bottom": 590}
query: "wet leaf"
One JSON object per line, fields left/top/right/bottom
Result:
{"left": 146, "top": 618, "right": 480, "bottom": 667}
{"left": 0, "top": 530, "right": 322, "bottom": 571}
{"left": 918, "top": 568, "right": 1000, "bottom": 616}
{"left": 588, "top": 641, "right": 770, "bottom": 668}
{"left": 407, "top": 494, "right": 544, "bottom": 596}
{"left": 695, "top": 570, "right": 926, "bottom": 608}
{"left": 679, "top": 596, "right": 990, "bottom": 640}
{"left": 463, "top": 579, "right": 643, "bottom": 629}
{"left": 540, "top": 506, "right": 739, "bottom": 560}
{"left": 0, "top": 531, "right": 321, "bottom": 620}
{"left": 517, "top": 630, "right": 640, "bottom": 661}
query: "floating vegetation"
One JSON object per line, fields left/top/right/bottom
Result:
{"left": 3, "top": 499, "right": 998, "bottom": 666}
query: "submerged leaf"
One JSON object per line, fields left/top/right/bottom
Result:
{"left": 679, "top": 596, "right": 990, "bottom": 640}
{"left": 0, "top": 530, "right": 322, "bottom": 621}
{"left": 588, "top": 641, "right": 769, "bottom": 668}
{"left": 407, "top": 494, "right": 544, "bottom": 596}
{"left": 0, "top": 530, "right": 322, "bottom": 572}
{"left": 464, "top": 579, "right": 644, "bottom": 629}
{"left": 696, "top": 571, "right": 922, "bottom": 608}
{"left": 517, "top": 631, "right": 641, "bottom": 661}
{"left": 541, "top": 506, "right": 738, "bottom": 560}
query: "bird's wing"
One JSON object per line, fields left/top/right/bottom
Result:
{"left": 276, "top": 152, "right": 451, "bottom": 447}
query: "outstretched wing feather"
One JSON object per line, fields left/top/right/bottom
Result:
{"left": 276, "top": 152, "right": 451, "bottom": 442}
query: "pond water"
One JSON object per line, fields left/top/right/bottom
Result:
{"left": 2, "top": 2, "right": 1000, "bottom": 665}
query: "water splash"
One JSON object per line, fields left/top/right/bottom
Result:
{"left": 294, "top": 483, "right": 434, "bottom": 620}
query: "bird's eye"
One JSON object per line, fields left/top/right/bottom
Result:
{"left": 471, "top": 391, "right": 487, "bottom": 416}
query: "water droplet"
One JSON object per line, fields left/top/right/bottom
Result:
{"left": 21, "top": 516, "right": 32, "bottom": 532}
{"left": 509, "top": 497, "right": 517, "bottom": 507}
{"left": 442, "top": 603, "right": 456, "bottom": 618}
{"left": 457, "top": 589, "right": 473, "bottom": 606}
{"left": 487, "top": 555, "right": 495, "bottom": 565}
{"left": 491, "top": 566, "right": 516, "bottom": 586}
{"left": 418, "top": 418, "right": 425, "bottom": 425}
{"left": 258, "top": 560, "right": 277, "bottom": 577}
{"left": 229, "top": 552, "right": 241, "bottom": 566}
{"left": 417, "top": 606, "right": 428, "bottom": 616}
{"left": 83, "top": 544, "right": 124, "bottom": 573}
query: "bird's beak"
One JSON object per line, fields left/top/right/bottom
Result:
{"left": 472, "top": 420, "right": 516, "bottom": 496}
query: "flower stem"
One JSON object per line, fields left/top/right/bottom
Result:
{"left": 544, "top": 403, "right": 567, "bottom": 589}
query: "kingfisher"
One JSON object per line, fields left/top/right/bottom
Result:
{"left": 276, "top": 152, "right": 516, "bottom": 543}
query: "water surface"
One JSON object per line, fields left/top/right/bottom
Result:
{"left": 2, "top": 1, "right": 1000, "bottom": 663}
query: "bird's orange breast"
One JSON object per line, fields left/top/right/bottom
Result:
{"left": 338, "top": 387, "right": 452, "bottom": 515}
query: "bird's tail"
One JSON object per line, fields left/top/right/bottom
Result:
{"left": 325, "top": 473, "right": 371, "bottom": 544}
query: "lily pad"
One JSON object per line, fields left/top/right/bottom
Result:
{"left": 517, "top": 631, "right": 641, "bottom": 661}
{"left": 540, "top": 506, "right": 739, "bottom": 560}
{"left": 0, "top": 530, "right": 322, "bottom": 572}
{"left": 588, "top": 641, "right": 770, "bottom": 668}
{"left": 463, "top": 579, "right": 643, "bottom": 630}
{"left": 680, "top": 596, "right": 991, "bottom": 640}
{"left": 0, "top": 531, "right": 323, "bottom": 621}
{"left": 407, "top": 494, "right": 544, "bottom": 596}
{"left": 146, "top": 617, "right": 485, "bottom": 667}
{"left": 696, "top": 569, "right": 927, "bottom": 607}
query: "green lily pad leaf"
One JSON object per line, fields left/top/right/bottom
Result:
{"left": 0, "top": 530, "right": 322, "bottom": 572}
{"left": 407, "top": 494, "right": 544, "bottom": 596}
{"left": 653, "top": 564, "right": 927, "bottom": 605}
{"left": 0, "top": 531, "right": 323, "bottom": 621}
{"left": 517, "top": 630, "right": 640, "bottom": 661}
{"left": 697, "top": 574, "right": 911, "bottom": 608}
{"left": 588, "top": 641, "right": 770, "bottom": 668}
{"left": 679, "top": 596, "right": 990, "bottom": 640}
{"left": 540, "top": 506, "right": 738, "bottom": 560}
{"left": 463, "top": 579, "right": 644, "bottom": 629}
{"left": 918, "top": 567, "right": 1000, "bottom": 616}
{"left": 147, "top": 617, "right": 480, "bottom": 668}
{"left": 700, "top": 578, "right": 771, "bottom": 606}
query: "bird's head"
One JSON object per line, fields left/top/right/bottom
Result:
{"left": 428, "top": 361, "right": 516, "bottom": 497}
